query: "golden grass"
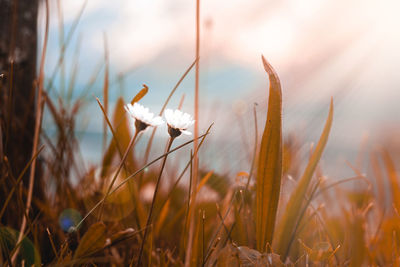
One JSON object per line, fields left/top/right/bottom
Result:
{"left": 255, "top": 55, "right": 282, "bottom": 252}
{"left": 3, "top": 48, "right": 400, "bottom": 266}
{"left": 2, "top": 2, "right": 400, "bottom": 266}
{"left": 274, "top": 98, "right": 333, "bottom": 260}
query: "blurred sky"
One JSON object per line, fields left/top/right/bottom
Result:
{"left": 40, "top": 0, "right": 400, "bottom": 178}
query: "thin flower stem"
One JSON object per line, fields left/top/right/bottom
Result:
{"left": 158, "top": 130, "right": 208, "bottom": 219}
{"left": 139, "top": 59, "right": 197, "bottom": 187}
{"left": 75, "top": 127, "right": 211, "bottom": 231}
{"left": 98, "top": 129, "right": 139, "bottom": 220}
{"left": 136, "top": 137, "right": 175, "bottom": 267}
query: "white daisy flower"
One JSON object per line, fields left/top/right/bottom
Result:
{"left": 164, "top": 109, "right": 195, "bottom": 137}
{"left": 125, "top": 103, "right": 164, "bottom": 132}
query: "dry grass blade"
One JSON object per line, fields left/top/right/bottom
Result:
{"left": 246, "top": 103, "right": 259, "bottom": 189}
{"left": 315, "top": 176, "right": 368, "bottom": 199}
{"left": 183, "top": 171, "right": 214, "bottom": 259}
{"left": 78, "top": 59, "right": 104, "bottom": 100}
{"left": 274, "top": 98, "right": 334, "bottom": 260}
{"left": 195, "top": 171, "right": 213, "bottom": 195}
{"left": 130, "top": 84, "right": 148, "bottom": 104}
{"left": 370, "top": 151, "right": 386, "bottom": 208}
{"left": 0, "top": 146, "right": 44, "bottom": 220}
{"left": 100, "top": 84, "right": 148, "bottom": 168}
{"left": 66, "top": 37, "right": 81, "bottom": 104}
{"left": 96, "top": 98, "right": 124, "bottom": 159}
{"left": 5, "top": 61, "right": 14, "bottom": 149}
{"left": 47, "top": 0, "right": 87, "bottom": 93}
{"left": 46, "top": 228, "right": 59, "bottom": 261}
{"left": 159, "top": 60, "right": 197, "bottom": 114}
{"left": 178, "top": 94, "right": 186, "bottom": 109}
{"left": 107, "top": 228, "right": 139, "bottom": 246}
{"left": 204, "top": 191, "right": 238, "bottom": 264}
{"left": 74, "top": 222, "right": 107, "bottom": 259}
{"left": 215, "top": 204, "right": 231, "bottom": 239}
{"left": 286, "top": 179, "right": 322, "bottom": 254}
{"left": 381, "top": 150, "right": 400, "bottom": 211}
{"left": 255, "top": 55, "right": 283, "bottom": 252}
{"left": 102, "top": 33, "right": 109, "bottom": 151}
{"left": 155, "top": 200, "right": 171, "bottom": 237}
{"left": 349, "top": 213, "right": 366, "bottom": 266}
{"left": 100, "top": 97, "right": 135, "bottom": 177}
{"left": 108, "top": 85, "right": 149, "bottom": 152}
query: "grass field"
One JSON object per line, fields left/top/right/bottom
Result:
{"left": 1, "top": 1, "right": 400, "bottom": 266}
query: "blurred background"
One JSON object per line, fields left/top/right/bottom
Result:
{"left": 40, "top": 0, "right": 400, "bottom": 179}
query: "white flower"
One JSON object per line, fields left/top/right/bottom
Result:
{"left": 164, "top": 109, "right": 195, "bottom": 137}
{"left": 125, "top": 103, "right": 164, "bottom": 131}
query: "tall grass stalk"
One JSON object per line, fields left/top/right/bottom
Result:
{"left": 185, "top": 0, "right": 201, "bottom": 265}
{"left": 102, "top": 34, "right": 109, "bottom": 151}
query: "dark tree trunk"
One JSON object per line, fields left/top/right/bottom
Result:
{"left": 0, "top": 0, "right": 40, "bottom": 226}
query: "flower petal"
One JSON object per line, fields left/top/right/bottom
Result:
{"left": 181, "top": 130, "right": 192, "bottom": 135}
{"left": 152, "top": 116, "right": 164, "bottom": 126}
